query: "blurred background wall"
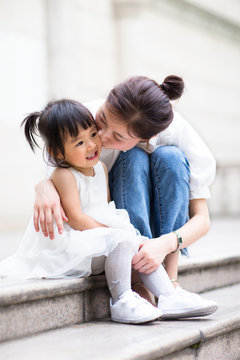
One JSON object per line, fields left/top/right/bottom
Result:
{"left": 1, "top": 0, "right": 240, "bottom": 233}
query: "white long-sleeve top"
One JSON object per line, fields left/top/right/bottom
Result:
{"left": 84, "top": 99, "right": 216, "bottom": 200}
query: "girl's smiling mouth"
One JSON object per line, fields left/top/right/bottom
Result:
{"left": 86, "top": 151, "right": 98, "bottom": 160}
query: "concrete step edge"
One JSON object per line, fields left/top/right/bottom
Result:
{"left": 0, "top": 275, "right": 106, "bottom": 306}
{"left": 1, "top": 284, "right": 240, "bottom": 360}
{"left": 178, "top": 254, "right": 240, "bottom": 272}
{"left": 1, "top": 254, "right": 240, "bottom": 307}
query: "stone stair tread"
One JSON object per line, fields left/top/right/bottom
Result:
{"left": 0, "top": 275, "right": 106, "bottom": 306}
{"left": 1, "top": 252, "right": 239, "bottom": 306}
{"left": 1, "top": 253, "right": 240, "bottom": 343}
{"left": 1, "top": 284, "right": 240, "bottom": 360}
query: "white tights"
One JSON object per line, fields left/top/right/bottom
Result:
{"left": 91, "top": 241, "right": 175, "bottom": 303}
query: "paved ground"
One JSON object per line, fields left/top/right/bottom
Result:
{"left": 0, "top": 217, "right": 239, "bottom": 262}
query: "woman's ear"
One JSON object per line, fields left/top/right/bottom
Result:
{"left": 140, "top": 134, "right": 158, "bottom": 143}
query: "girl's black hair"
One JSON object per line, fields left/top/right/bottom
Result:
{"left": 21, "top": 99, "right": 95, "bottom": 167}
{"left": 106, "top": 75, "right": 184, "bottom": 140}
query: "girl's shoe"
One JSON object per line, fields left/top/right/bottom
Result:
{"left": 110, "top": 289, "right": 162, "bottom": 324}
{"left": 158, "top": 287, "right": 218, "bottom": 319}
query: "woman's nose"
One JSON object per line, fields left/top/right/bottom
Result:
{"left": 100, "top": 129, "right": 111, "bottom": 143}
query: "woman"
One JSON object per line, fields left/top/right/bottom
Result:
{"left": 34, "top": 75, "right": 216, "bottom": 314}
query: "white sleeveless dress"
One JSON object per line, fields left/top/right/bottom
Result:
{"left": 0, "top": 162, "right": 143, "bottom": 279}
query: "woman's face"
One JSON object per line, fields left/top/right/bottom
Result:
{"left": 95, "top": 103, "right": 141, "bottom": 151}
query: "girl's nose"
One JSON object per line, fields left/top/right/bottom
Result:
{"left": 87, "top": 139, "right": 96, "bottom": 149}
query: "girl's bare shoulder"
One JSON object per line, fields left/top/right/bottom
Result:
{"left": 51, "top": 167, "right": 76, "bottom": 186}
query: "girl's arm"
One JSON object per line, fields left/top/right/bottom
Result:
{"left": 132, "top": 198, "right": 210, "bottom": 274}
{"left": 51, "top": 168, "right": 108, "bottom": 231}
{"left": 101, "top": 161, "right": 111, "bottom": 202}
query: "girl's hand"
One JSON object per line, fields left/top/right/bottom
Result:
{"left": 132, "top": 235, "right": 175, "bottom": 274}
{"left": 34, "top": 179, "right": 68, "bottom": 239}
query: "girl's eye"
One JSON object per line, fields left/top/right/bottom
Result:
{"left": 91, "top": 132, "right": 97, "bottom": 138}
{"left": 76, "top": 141, "right": 83, "bottom": 146}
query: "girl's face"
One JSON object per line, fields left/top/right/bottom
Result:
{"left": 63, "top": 125, "right": 102, "bottom": 176}
{"left": 95, "top": 103, "right": 141, "bottom": 151}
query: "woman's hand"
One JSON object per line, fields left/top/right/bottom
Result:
{"left": 132, "top": 235, "right": 176, "bottom": 275}
{"left": 34, "top": 179, "right": 68, "bottom": 239}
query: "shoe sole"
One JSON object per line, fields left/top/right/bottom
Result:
{"left": 160, "top": 304, "right": 218, "bottom": 319}
{"left": 111, "top": 313, "right": 161, "bottom": 324}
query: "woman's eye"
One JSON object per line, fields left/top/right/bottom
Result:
{"left": 100, "top": 114, "right": 106, "bottom": 125}
{"left": 114, "top": 137, "right": 123, "bottom": 143}
{"left": 76, "top": 141, "right": 83, "bottom": 146}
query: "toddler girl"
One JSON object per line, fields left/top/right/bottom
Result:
{"left": 0, "top": 99, "right": 180, "bottom": 323}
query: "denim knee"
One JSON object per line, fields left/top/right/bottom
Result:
{"left": 150, "top": 146, "right": 190, "bottom": 183}
{"left": 119, "top": 147, "right": 150, "bottom": 175}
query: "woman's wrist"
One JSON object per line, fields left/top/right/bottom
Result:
{"left": 162, "top": 232, "right": 180, "bottom": 254}
{"left": 35, "top": 178, "right": 53, "bottom": 193}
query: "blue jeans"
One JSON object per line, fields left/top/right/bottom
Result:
{"left": 108, "top": 146, "right": 190, "bottom": 256}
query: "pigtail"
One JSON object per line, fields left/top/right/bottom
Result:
{"left": 21, "top": 112, "right": 41, "bottom": 152}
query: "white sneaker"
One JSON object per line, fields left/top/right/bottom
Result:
{"left": 158, "top": 287, "right": 218, "bottom": 319}
{"left": 110, "top": 289, "right": 162, "bottom": 324}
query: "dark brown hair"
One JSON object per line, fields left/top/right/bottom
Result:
{"left": 106, "top": 75, "right": 184, "bottom": 139}
{"left": 21, "top": 99, "right": 95, "bottom": 167}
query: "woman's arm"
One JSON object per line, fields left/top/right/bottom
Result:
{"left": 34, "top": 179, "right": 68, "bottom": 239}
{"left": 51, "top": 168, "right": 108, "bottom": 231}
{"left": 132, "top": 198, "right": 210, "bottom": 274}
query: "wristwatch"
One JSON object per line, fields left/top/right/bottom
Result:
{"left": 171, "top": 231, "right": 183, "bottom": 253}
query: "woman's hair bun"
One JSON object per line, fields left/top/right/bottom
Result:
{"left": 161, "top": 75, "right": 184, "bottom": 100}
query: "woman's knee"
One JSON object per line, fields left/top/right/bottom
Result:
{"left": 151, "top": 146, "right": 190, "bottom": 181}
{"left": 118, "top": 147, "right": 150, "bottom": 174}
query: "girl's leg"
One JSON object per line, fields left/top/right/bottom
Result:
{"left": 104, "top": 241, "right": 135, "bottom": 303}
{"left": 150, "top": 146, "right": 190, "bottom": 284}
{"left": 139, "top": 264, "right": 218, "bottom": 319}
{"left": 139, "top": 265, "right": 175, "bottom": 298}
{"left": 109, "top": 148, "right": 152, "bottom": 238}
{"left": 95, "top": 241, "right": 162, "bottom": 324}
{"left": 91, "top": 243, "right": 135, "bottom": 303}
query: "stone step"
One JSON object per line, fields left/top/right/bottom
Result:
{"left": 1, "top": 253, "right": 240, "bottom": 343}
{"left": 1, "top": 283, "right": 240, "bottom": 360}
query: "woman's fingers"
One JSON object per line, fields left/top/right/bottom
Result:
{"left": 52, "top": 205, "right": 66, "bottom": 236}
{"left": 143, "top": 266, "right": 157, "bottom": 275}
{"left": 60, "top": 206, "right": 68, "bottom": 222}
{"left": 33, "top": 205, "right": 67, "bottom": 239}
{"left": 132, "top": 258, "right": 146, "bottom": 271}
{"left": 132, "top": 241, "right": 163, "bottom": 272}
{"left": 132, "top": 249, "right": 144, "bottom": 265}
{"left": 39, "top": 208, "right": 47, "bottom": 237}
{"left": 45, "top": 207, "right": 54, "bottom": 240}
{"left": 33, "top": 208, "right": 40, "bottom": 232}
